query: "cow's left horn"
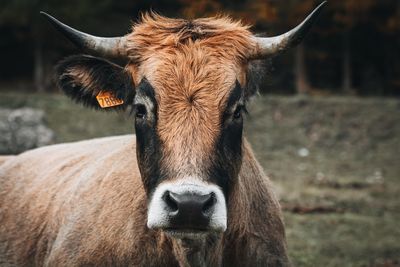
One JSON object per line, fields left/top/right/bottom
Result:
{"left": 250, "top": 1, "right": 326, "bottom": 59}
{"left": 40, "top": 12, "right": 128, "bottom": 59}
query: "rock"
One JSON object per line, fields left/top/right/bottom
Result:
{"left": 297, "top": 147, "right": 310, "bottom": 157}
{"left": 0, "top": 108, "right": 54, "bottom": 154}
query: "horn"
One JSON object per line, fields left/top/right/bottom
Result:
{"left": 40, "top": 12, "right": 128, "bottom": 59}
{"left": 251, "top": 1, "right": 326, "bottom": 59}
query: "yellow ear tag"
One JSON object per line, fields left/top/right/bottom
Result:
{"left": 96, "top": 91, "right": 124, "bottom": 108}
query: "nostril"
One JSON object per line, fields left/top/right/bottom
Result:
{"left": 163, "top": 191, "right": 178, "bottom": 212}
{"left": 202, "top": 192, "right": 216, "bottom": 215}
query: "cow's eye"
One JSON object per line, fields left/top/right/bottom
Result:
{"left": 233, "top": 105, "right": 242, "bottom": 119}
{"left": 135, "top": 104, "right": 147, "bottom": 119}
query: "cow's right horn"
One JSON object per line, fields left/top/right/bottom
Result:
{"left": 250, "top": 1, "right": 326, "bottom": 59}
{"left": 40, "top": 12, "right": 128, "bottom": 60}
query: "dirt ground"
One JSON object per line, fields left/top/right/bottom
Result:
{"left": 0, "top": 92, "right": 399, "bottom": 266}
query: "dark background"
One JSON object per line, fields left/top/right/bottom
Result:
{"left": 0, "top": 0, "right": 399, "bottom": 96}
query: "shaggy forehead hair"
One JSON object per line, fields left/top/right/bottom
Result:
{"left": 124, "top": 13, "right": 259, "bottom": 175}
{"left": 127, "top": 12, "right": 255, "bottom": 64}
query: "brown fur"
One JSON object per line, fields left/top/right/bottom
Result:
{"left": 0, "top": 136, "right": 288, "bottom": 266}
{"left": 0, "top": 13, "right": 289, "bottom": 266}
{"left": 0, "top": 156, "right": 14, "bottom": 166}
{"left": 126, "top": 13, "right": 256, "bottom": 178}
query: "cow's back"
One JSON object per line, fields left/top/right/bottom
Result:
{"left": 0, "top": 156, "right": 14, "bottom": 166}
{"left": 0, "top": 135, "right": 172, "bottom": 266}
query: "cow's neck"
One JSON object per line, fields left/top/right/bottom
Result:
{"left": 172, "top": 236, "right": 222, "bottom": 267}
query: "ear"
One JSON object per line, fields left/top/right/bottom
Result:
{"left": 55, "top": 55, "right": 134, "bottom": 110}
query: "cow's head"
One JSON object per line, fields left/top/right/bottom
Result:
{"left": 42, "top": 2, "right": 325, "bottom": 239}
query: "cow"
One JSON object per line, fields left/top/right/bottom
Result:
{"left": 0, "top": 2, "right": 325, "bottom": 266}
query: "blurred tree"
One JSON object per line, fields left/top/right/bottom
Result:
{"left": 1, "top": 0, "right": 45, "bottom": 91}
{"left": 370, "top": 0, "right": 400, "bottom": 95}
{"left": 274, "top": 0, "right": 319, "bottom": 94}
{"left": 0, "top": 0, "right": 399, "bottom": 95}
{"left": 331, "top": 0, "right": 376, "bottom": 94}
{"left": 0, "top": 0, "right": 138, "bottom": 92}
{"left": 178, "top": 0, "right": 277, "bottom": 26}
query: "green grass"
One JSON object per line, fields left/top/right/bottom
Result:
{"left": 245, "top": 96, "right": 400, "bottom": 267}
{"left": 0, "top": 91, "right": 132, "bottom": 143}
{"left": 0, "top": 91, "right": 399, "bottom": 266}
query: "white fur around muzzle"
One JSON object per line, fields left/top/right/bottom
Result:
{"left": 147, "top": 179, "right": 227, "bottom": 233}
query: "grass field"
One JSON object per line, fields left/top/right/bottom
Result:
{"left": 0, "top": 91, "right": 399, "bottom": 266}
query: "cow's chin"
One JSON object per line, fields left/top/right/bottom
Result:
{"left": 150, "top": 224, "right": 226, "bottom": 240}
{"left": 162, "top": 228, "right": 211, "bottom": 240}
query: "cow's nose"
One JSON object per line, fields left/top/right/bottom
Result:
{"left": 163, "top": 191, "right": 216, "bottom": 229}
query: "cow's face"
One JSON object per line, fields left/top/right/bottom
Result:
{"left": 48, "top": 3, "right": 325, "bottom": 239}
{"left": 134, "top": 76, "right": 244, "bottom": 237}
{"left": 128, "top": 16, "right": 257, "bottom": 236}
{"left": 57, "top": 58, "right": 246, "bottom": 238}
{"left": 133, "top": 76, "right": 241, "bottom": 236}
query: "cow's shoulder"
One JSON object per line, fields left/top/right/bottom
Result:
{"left": 0, "top": 135, "right": 149, "bottom": 265}
{"left": 0, "top": 134, "right": 140, "bottom": 197}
